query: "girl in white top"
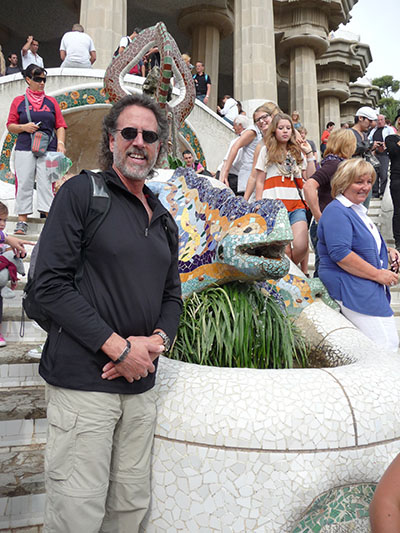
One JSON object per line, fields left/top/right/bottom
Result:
{"left": 220, "top": 105, "right": 272, "bottom": 195}
{"left": 255, "top": 113, "right": 316, "bottom": 271}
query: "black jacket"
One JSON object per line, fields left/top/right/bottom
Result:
{"left": 36, "top": 169, "right": 182, "bottom": 393}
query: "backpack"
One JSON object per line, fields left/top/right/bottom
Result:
{"left": 193, "top": 73, "right": 210, "bottom": 84}
{"left": 21, "top": 171, "right": 177, "bottom": 334}
{"left": 22, "top": 170, "right": 111, "bottom": 333}
{"left": 113, "top": 36, "right": 132, "bottom": 57}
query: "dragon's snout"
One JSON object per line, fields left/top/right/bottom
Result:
{"left": 238, "top": 241, "right": 289, "bottom": 261}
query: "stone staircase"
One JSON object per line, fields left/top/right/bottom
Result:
{"left": 1, "top": 216, "right": 46, "bottom": 532}
{"left": 0, "top": 199, "right": 397, "bottom": 531}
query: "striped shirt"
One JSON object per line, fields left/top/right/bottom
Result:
{"left": 255, "top": 145, "right": 307, "bottom": 212}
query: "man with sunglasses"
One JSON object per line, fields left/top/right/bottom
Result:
{"left": 34, "top": 94, "right": 182, "bottom": 532}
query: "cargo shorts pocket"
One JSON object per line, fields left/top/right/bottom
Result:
{"left": 46, "top": 401, "right": 78, "bottom": 481}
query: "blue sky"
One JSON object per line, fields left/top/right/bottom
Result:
{"left": 340, "top": 0, "right": 400, "bottom": 86}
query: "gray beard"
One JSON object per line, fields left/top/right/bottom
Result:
{"left": 113, "top": 150, "right": 157, "bottom": 181}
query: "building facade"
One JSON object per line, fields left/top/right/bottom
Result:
{"left": 0, "top": 0, "right": 379, "bottom": 145}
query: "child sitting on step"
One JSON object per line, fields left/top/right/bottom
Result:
{"left": 0, "top": 201, "right": 33, "bottom": 347}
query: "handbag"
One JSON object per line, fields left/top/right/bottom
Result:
{"left": 24, "top": 95, "right": 54, "bottom": 157}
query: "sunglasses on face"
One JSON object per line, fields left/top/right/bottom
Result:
{"left": 115, "top": 127, "right": 159, "bottom": 144}
{"left": 255, "top": 114, "right": 270, "bottom": 123}
{"left": 32, "top": 76, "right": 46, "bottom": 83}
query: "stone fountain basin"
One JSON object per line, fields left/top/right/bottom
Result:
{"left": 143, "top": 301, "right": 400, "bottom": 532}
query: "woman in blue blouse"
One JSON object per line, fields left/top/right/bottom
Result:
{"left": 318, "top": 158, "right": 399, "bottom": 352}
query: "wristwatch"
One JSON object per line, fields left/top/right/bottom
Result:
{"left": 154, "top": 331, "right": 171, "bottom": 352}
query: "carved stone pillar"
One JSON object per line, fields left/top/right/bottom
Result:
{"left": 234, "top": 0, "right": 277, "bottom": 114}
{"left": 179, "top": 5, "right": 234, "bottom": 110}
{"left": 317, "top": 38, "right": 371, "bottom": 133}
{"left": 80, "top": 0, "right": 126, "bottom": 70}
{"left": 274, "top": 0, "right": 356, "bottom": 146}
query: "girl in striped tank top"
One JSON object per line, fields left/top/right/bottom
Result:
{"left": 255, "top": 113, "right": 316, "bottom": 272}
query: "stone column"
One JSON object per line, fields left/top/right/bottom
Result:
{"left": 319, "top": 95, "right": 342, "bottom": 131}
{"left": 178, "top": 5, "right": 234, "bottom": 110}
{"left": 234, "top": 0, "right": 277, "bottom": 114}
{"left": 288, "top": 44, "right": 321, "bottom": 143}
{"left": 274, "top": 0, "right": 356, "bottom": 147}
{"left": 80, "top": 0, "right": 126, "bottom": 70}
{"left": 317, "top": 38, "right": 372, "bottom": 133}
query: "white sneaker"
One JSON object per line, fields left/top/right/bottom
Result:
{"left": 28, "top": 343, "right": 44, "bottom": 358}
{"left": 0, "top": 335, "right": 7, "bottom": 347}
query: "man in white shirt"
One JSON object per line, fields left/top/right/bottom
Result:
{"left": 60, "top": 24, "right": 96, "bottom": 68}
{"left": 218, "top": 115, "right": 250, "bottom": 193}
{"left": 21, "top": 36, "right": 44, "bottom": 70}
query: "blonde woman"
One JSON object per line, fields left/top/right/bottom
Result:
{"left": 243, "top": 101, "right": 282, "bottom": 201}
{"left": 303, "top": 129, "right": 357, "bottom": 276}
{"left": 318, "top": 158, "right": 399, "bottom": 352}
{"left": 255, "top": 113, "right": 315, "bottom": 270}
{"left": 219, "top": 104, "right": 272, "bottom": 195}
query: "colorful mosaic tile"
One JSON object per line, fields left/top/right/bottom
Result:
{"left": 0, "top": 86, "right": 205, "bottom": 184}
{"left": 291, "top": 483, "right": 376, "bottom": 533}
{"left": 148, "top": 168, "right": 294, "bottom": 298}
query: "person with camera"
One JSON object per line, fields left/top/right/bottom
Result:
{"left": 368, "top": 114, "right": 392, "bottom": 198}
{"left": 350, "top": 106, "right": 379, "bottom": 208}
{"left": 317, "top": 158, "right": 399, "bottom": 352}
{"left": 6, "top": 64, "right": 67, "bottom": 234}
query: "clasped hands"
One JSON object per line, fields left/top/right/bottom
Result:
{"left": 101, "top": 335, "right": 164, "bottom": 383}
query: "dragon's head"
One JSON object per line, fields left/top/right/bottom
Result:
{"left": 148, "top": 169, "right": 293, "bottom": 298}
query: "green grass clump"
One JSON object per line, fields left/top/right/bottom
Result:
{"left": 170, "top": 282, "right": 308, "bottom": 369}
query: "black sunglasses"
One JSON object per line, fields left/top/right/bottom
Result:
{"left": 115, "top": 127, "right": 159, "bottom": 144}
{"left": 32, "top": 76, "right": 46, "bottom": 83}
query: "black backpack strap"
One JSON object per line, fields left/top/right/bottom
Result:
{"left": 75, "top": 170, "right": 111, "bottom": 286}
{"left": 81, "top": 170, "right": 111, "bottom": 248}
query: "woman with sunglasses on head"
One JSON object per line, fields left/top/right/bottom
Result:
{"left": 255, "top": 113, "right": 316, "bottom": 271}
{"left": 6, "top": 64, "right": 67, "bottom": 235}
{"left": 219, "top": 104, "right": 273, "bottom": 196}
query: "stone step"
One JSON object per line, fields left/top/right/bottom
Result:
{"left": 1, "top": 320, "right": 47, "bottom": 344}
{"left": 0, "top": 343, "right": 43, "bottom": 365}
{"left": 1, "top": 307, "right": 47, "bottom": 344}
{"left": 0, "top": 492, "right": 45, "bottom": 531}
{"left": 0, "top": 362, "right": 43, "bottom": 389}
{"left": 0, "top": 388, "right": 46, "bottom": 422}
{"left": 0, "top": 446, "right": 45, "bottom": 498}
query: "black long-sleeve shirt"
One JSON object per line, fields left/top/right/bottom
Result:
{"left": 386, "top": 134, "right": 400, "bottom": 178}
{"left": 36, "top": 169, "right": 182, "bottom": 393}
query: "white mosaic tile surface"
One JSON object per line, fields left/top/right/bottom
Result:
{"left": 145, "top": 440, "right": 399, "bottom": 532}
{"left": 143, "top": 300, "right": 400, "bottom": 531}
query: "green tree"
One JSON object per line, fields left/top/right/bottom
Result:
{"left": 372, "top": 75, "right": 400, "bottom": 123}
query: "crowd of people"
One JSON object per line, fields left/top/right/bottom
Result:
{"left": 1, "top": 24, "right": 400, "bottom": 532}
{"left": 211, "top": 103, "right": 400, "bottom": 354}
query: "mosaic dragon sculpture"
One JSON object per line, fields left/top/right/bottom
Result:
{"left": 148, "top": 169, "right": 334, "bottom": 314}
{"left": 104, "top": 22, "right": 334, "bottom": 314}
{"left": 104, "top": 22, "right": 195, "bottom": 166}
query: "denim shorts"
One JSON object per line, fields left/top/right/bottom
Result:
{"left": 288, "top": 208, "right": 307, "bottom": 225}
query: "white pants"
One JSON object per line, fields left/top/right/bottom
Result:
{"left": 338, "top": 302, "right": 399, "bottom": 353}
{"left": 43, "top": 384, "right": 157, "bottom": 533}
{"left": 14, "top": 150, "right": 54, "bottom": 215}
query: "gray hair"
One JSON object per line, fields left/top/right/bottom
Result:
{"left": 98, "top": 93, "right": 169, "bottom": 171}
{"left": 234, "top": 115, "right": 250, "bottom": 129}
{"left": 72, "top": 24, "right": 85, "bottom": 32}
